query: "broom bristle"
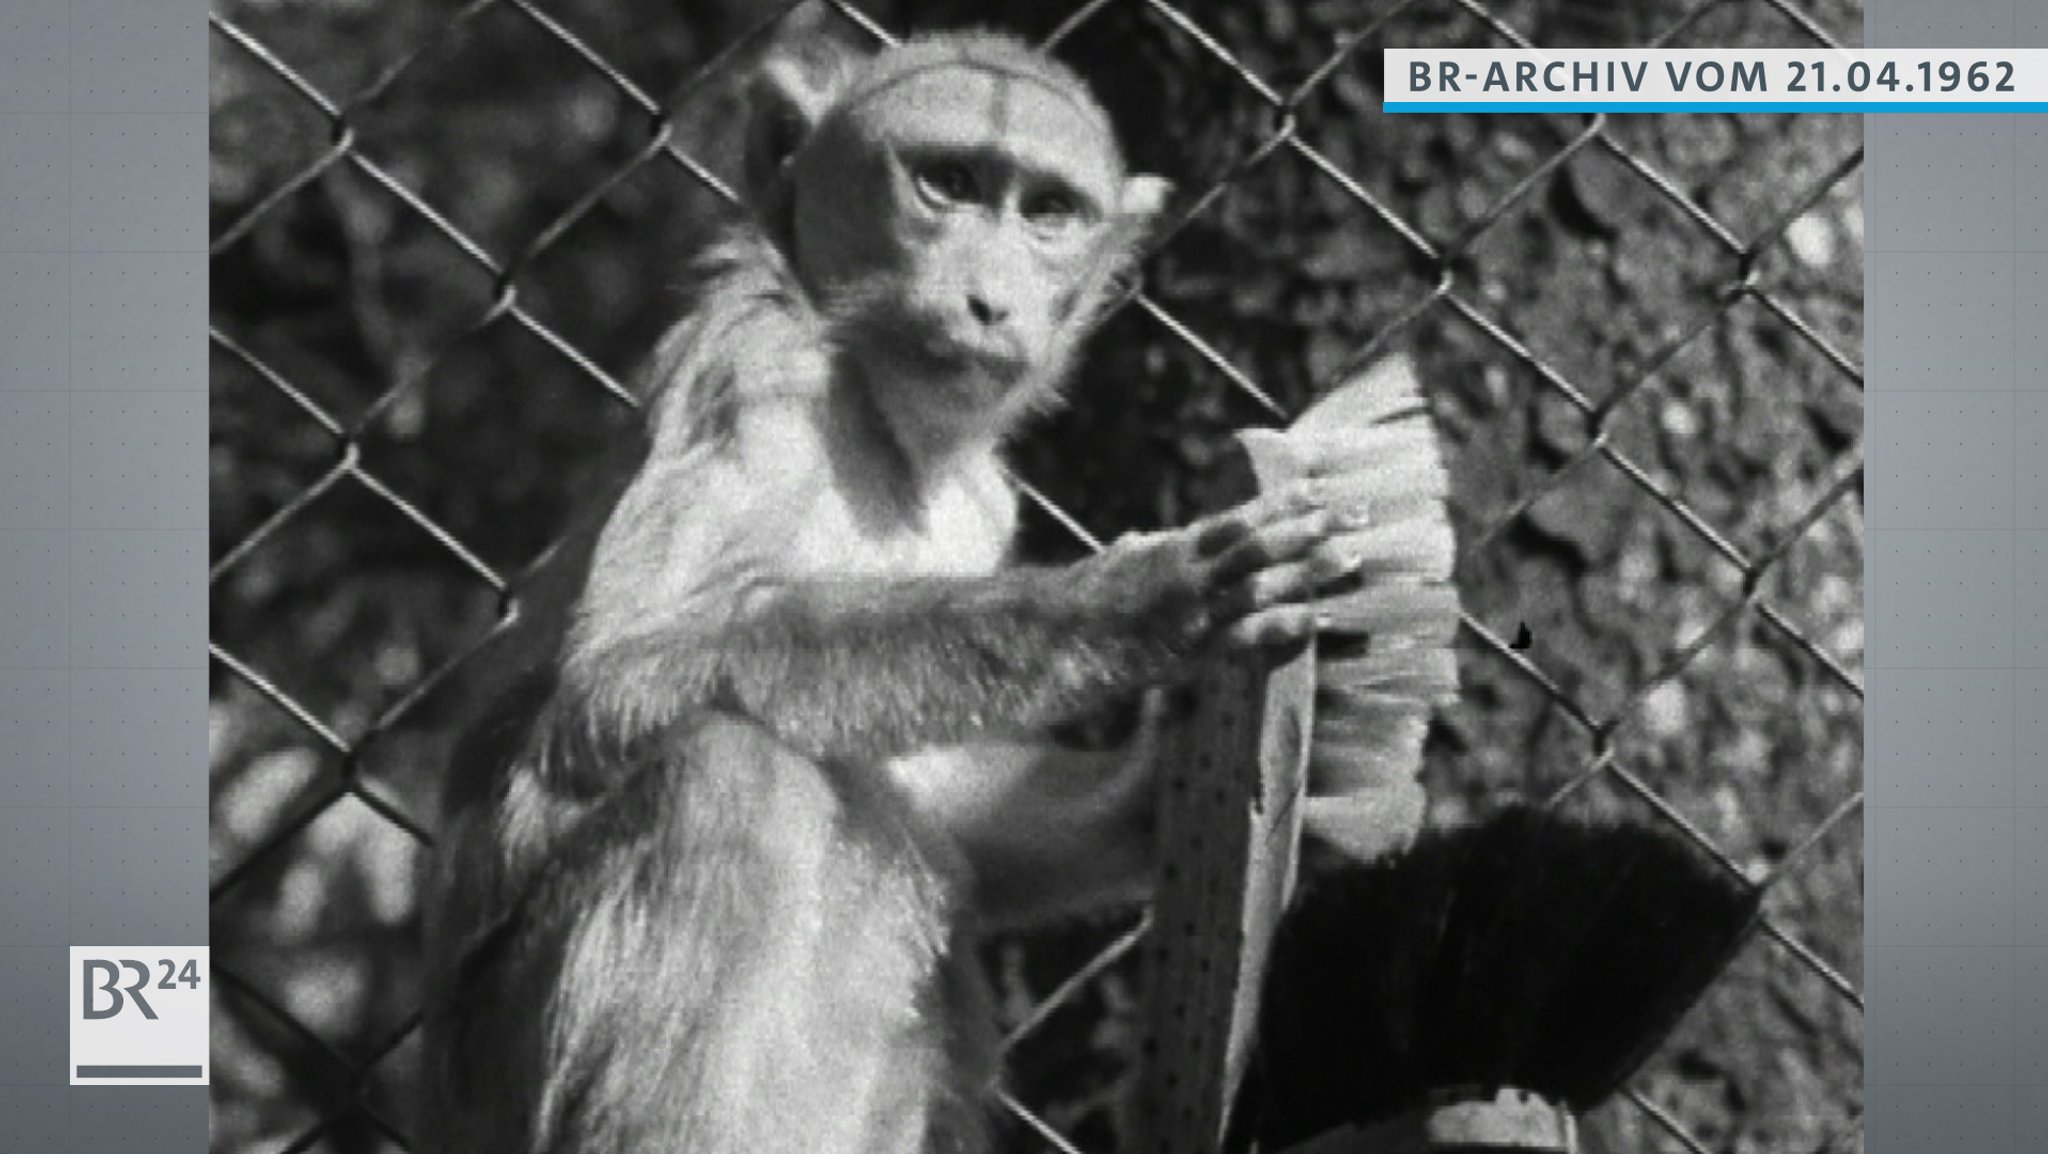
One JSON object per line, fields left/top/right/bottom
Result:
{"left": 1238, "top": 807, "right": 1764, "bottom": 1149}
{"left": 1245, "top": 354, "right": 1461, "bottom": 865}
{"left": 1306, "top": 693, "right": 1432, "bottom": 789}
{"left": 1300, "top": 786, "right": 1429, "bottom": 863}
{"left": 1235, "top": 818, "right": 1478, "bottom": 1150}
{"left": 1418, "top": 809, "right": 1645, "bottom": 1094}
{"left": 1525, "top": 824, "right": 1762, "bottom": 1109}
{"left": 1292, "top": 352, "right": 1438, "bottom": 435}
{"left": 1326, "top": 520, "right": 1457, "bottom": 582}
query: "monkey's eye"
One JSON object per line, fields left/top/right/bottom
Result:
{"left": 914, "top": 160, "right": 981, "bottom": 206}
{"left": 1022, "top": 189, "right": 1082, "bottom": 227}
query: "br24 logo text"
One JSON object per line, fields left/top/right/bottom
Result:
{"left": 81, "top": 957, "right": 203, "bottom": 1019}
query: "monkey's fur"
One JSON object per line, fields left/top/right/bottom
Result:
{"left": 420, "top": 32, "right": 1370, "bottom": 1154}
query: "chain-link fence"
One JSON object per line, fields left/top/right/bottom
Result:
{"left": 208, "top": 1, "right": 1864, "bottom": 1151}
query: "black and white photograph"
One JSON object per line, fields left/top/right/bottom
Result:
{"left": 207, "top": 1, "right": 1865, "bottom": 1151}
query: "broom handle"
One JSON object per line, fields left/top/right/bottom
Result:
{"left": 1132, "top": 438, "right": 1317, "bottom": 1154}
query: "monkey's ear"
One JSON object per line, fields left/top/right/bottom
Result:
{"left": 1119, "top": 174, "right": 1174, "bottom": 222}
{"left": 742, "top": 41, "right": 863, "bottom": 205}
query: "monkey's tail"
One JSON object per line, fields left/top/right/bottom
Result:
{"left": 1237, "top": 354, "right": 1460, "bottom": 862}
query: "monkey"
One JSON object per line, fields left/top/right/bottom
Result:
{"left": 419, "top": 31, "right": 1371, "bottom": 1154}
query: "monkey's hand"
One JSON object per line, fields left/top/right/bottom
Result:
{"left": 1074, "top": 484, "right": 1367, "bottom": 655}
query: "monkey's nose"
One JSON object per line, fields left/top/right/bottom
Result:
{"left": 966, "top": 295, "right": 1010, "bottom": 326}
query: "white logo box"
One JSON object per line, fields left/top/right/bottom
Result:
{"left": 69, "top": 946, "right": 210, "bottom": 1086}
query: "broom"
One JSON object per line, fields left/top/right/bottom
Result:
{"left": 1235, "top": 352, "right": 1463, "bottom": 864}
{"left": 1228, "top": 805, "right": 1764, "bottom": 1153}
{"left": 1133, "top": 354, "right": 1462, "bottom": 1153}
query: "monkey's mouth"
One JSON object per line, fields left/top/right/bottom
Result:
{"left": 861, "top": 315, "right": 1032, "bottom": 397}
{"left": 915, "top": 333, "right": 1030, "bottom": 387}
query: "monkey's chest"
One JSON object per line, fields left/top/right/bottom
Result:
{"left": 785, "top": 469, "right": 1013, "bottom": 578}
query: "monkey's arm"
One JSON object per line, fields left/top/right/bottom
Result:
{"left": 573, "top": 568, "right": 1155, "bottom": 765}
{"left": 568, "top": 542, "right": 1337, "bottom": 770}
{"left": 558, "top": 405, "right": 1350, "bottom": 773}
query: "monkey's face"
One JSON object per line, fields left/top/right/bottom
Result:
{"left": 788, "top": 65, "right": 1152, "bottom": 433}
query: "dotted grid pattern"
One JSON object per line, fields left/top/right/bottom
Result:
{"left": 0, "top": 0, "right": 209, "bottom": 1147}
{"left": 203, "top": 2, "right": 1864, "bottom": 1152}
{"left": 1862, "top": 1, "right": 2048, "bottom": 1149}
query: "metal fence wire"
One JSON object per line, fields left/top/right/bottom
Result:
{"left": 206, "top": 1, "right": 1864, "bottom": 1152}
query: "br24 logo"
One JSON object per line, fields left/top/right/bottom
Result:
{"left": 82, "top": 958, "right": 203, "bottom": 1020}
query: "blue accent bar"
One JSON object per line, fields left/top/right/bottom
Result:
{"left": 1385, "top": 101, "right": 2048, "bottom": 113}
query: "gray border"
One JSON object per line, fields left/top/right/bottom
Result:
{"left": 1865, "top": 1, "right": 2037, "bottom": 1151}
{"left": 0, "top": 0, "right": 208, "bottom": 1149}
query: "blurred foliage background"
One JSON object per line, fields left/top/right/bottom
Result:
{"left": 208, "top": 0, "right": 1864, "bottom": 1151}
